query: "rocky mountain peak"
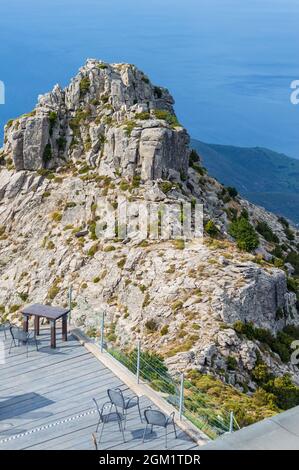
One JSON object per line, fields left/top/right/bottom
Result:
{"left": 2, "top": 59, "right": 189, "bottom": 180}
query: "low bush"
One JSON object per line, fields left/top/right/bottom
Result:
{"left": 204, "top": 220, "right": 219, "bottom": 237}
{"left": 229, "top": 217, "right": 259, "bottom": 252}
{"left": 153, "top": 109, "right": 180, "bottom": 127}
{"left": 233, "top": 321, "right": 299, "bottom": 363}
{"left": 256, "top": 221, "right": 279, "bottom": 243}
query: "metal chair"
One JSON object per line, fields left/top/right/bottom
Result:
{"left": 142, "top": 409, "right": 177, "bottom": 448}
{"left": 0, "top": 320, "right": 11, "bottom": 339}
{"left": 93, "top": 398, "right": 125, "bottom": 446}
{"left": 107, "top": 387, "right": 142, "bottom": 428}
{"left": 9, "top": 325, "right": 38, "bottom": 357}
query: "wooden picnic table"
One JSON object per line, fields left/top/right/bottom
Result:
{"left": 22, "top": 304, "right": 70, "bottom": 349}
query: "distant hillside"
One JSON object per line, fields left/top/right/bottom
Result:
{"left": 191, "top": 140, "right": 299, "bottom": 224}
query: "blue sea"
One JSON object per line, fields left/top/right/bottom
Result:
{"left": 0, "top": 0, "right": 298, "bottom": 157}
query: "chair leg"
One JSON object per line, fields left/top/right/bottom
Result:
{"left": 142, "top": 424, "right": 148, "bottom": 443}
{"left": 96, "top": 418, "right": 101, "bottom": 433}
{"left": 119, "top": 420, "right": 126, "bottom": 443}
{"left": 150, "top": 424, "right": 153, "bottom": 434}
{"left": 26, "top": 342, "right": 29, "bottom": 358}
{"left": 35, "top": 338, "right": 38, "bottom": 351}
{"left": 165, "top": 426, "right": 168, "bottom": 449}
{"left": 173, "top": 421, "right": 177, "bottom": 438}
{"left": 123, "top": 408, "right": 127, "bottom": 430}
{"left": 4, "top": 328, "right": 7, "bottom": 340}
{"left": 137, "top": 401, "right": 143, "bottom": 423}
{"left": 9, "top": 339, "right": 13, "bottom": 354}
{"left": 98, "top": 422, "right": 105, "bottom": 445}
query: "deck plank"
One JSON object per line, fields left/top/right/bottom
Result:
{"left": 0, "top": 330, "right": 197, "bottom": 450}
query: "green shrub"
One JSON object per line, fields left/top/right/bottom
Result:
{"left": 98, "top": 63, "right": 108, "bottom": 70}
{"left": 145, "top": 319, "right": 158, "bottom": 332}
{"left": 204, "top": 220, "right": 219, "bottom": 237}
{"left": 172, "top": 239, "right": 185, "bottom": 250}
{"left": 233, "top": 321, "right": 299, "bottom": 363}
{"left": 103, "top": 245, "right": 115, "bottom": 252}
{"left": 48, "top": 111, "right": 57, "bottom": 135}
{"left": 9, "top": 304, "right": 21, "bottom": 313}
{"left": 120, "top": 180, "right": 130, "bottom": 191}
{"left": 79, "top": 77, "right": 91, "bottom": 96}
{"left": 46, "top": 240, "right": 55, "bottom": 250}
{"left": 264, "top": 374, "right": 299, "bottom": 410}
{"left": 189, "top": 149, "right": 200, "bottom": 166}
{"left": 48, "top": 278, "right": 61, "bottom": 300}
{"left": 124, "top": 120, "right": 136, "bottom": 137}
{"left": 229, "top": 217, "right": 259, "bottom": 252}
{"left": 87, "top": 244, "right": 99, "bottom": 257}
{"left": 160, "top": 325, "right": 169, "bottom": 336}
{"left": 51, "top": 211, "right": 62, "bottom": 222}
{"left": 278, "top": 216, "right": 289, "bottom": 228}
{"left": 56, "top": 137, "right": 67, "bottom": 151}
{"left": 43, "top": 143, "right": 52, "bottom": 162}
{"left": 256, "top": 221, "right": 279, "bottom": 243}
{"left": 142, "top": 292, "right": 151, "bottom": 308}
{"left": 159, "top": 181, "right": 173, "bottom": 194}
{"left": 285, "top": 251, "right": 299, "bottom": 275}
{"left": 17, "top": 292, "right": 28, "bottom": 302}
{"left": 135, "top": 112, "right": 150, "bottom": 120}
{"left": 117, "top": 257, "right": 126, "bottom": 269}
{"left": 226, "top": 186, "right": 238, "bottom": 198}
{"left": 6, "top": 119, "right": 14, "bottom": 129}
{"left": 153, "top": 109, "right": 180, "bottom": 127}
{"left": 131, "top": 175, "right": 141, "bottom": 188}
{"left": 285, "top": 227, "right": 295, "bottom": 241}
{"left": 271, "top": 244, "right": 284, "bottom": 258}
{"left": 154, "top": 86, "right": 163, "bottom": 98}
{"left": 226, "top": 356, "right": 238, "bottom": 370}
{"left": 287, "top": 277, "right": 298, "bottom": 293}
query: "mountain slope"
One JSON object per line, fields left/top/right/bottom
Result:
{"left": 191, "top": 140, "right": 299, "bottom": 224}
{"left": 0, "top": 60, "right": 299, "bottom": 426}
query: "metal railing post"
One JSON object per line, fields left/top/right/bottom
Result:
{"left": 68, "top": 285, "right": 73, "bottom": 324}
{"left": 100, "top": 312, "right": 105, "bottom": 353}
{"left": 136, "top": 340, "right": 141, "bottom": 383}
{"left": 179, "top": 373, "right": 184, "bottom": 420}
{"left": 229, "top": 411, "right": 234, "bottom": 433}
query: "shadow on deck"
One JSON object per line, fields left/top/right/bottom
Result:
{"left": 0, "top": 328, "right": 198, "bottom": 450}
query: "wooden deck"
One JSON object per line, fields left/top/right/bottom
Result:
{"left": 0, "top": 328, "right": 198, "bottom": 450}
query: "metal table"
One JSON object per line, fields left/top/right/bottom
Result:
{"left": 22, "top": 304, "right": 70, "bottom": 349}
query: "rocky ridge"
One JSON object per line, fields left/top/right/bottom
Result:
{"left": 0, "top": 60, "right": 299, "bottom": 397}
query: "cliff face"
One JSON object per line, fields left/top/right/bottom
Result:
{"left": 0, "top": 59, "right": 299, "bottom": 393}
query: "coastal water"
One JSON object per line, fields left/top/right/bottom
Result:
{"left": 0, "top": 0, "right": 298, "bottom": 157}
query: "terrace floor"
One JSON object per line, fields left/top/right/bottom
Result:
{"left": 0, "top": 328, "right": 198, "bottom": 450}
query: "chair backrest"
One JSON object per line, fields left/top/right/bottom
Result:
{"left": 93, "top": 399, "right": 113, "bottom": 421}
{"left": 107, "top": 388, "right": 125, "bottom": 409}
{"left": 9, "top": 325, "right": 21, "bottom": 340}
{"left": 144, "top": 409, "right": 167, "bottom": 427}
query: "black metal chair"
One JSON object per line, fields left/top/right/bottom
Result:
{"left": 0, "top": 320, "right": 11, "bottom": 339}
{"left": 9, "top": 325, "right": 38, "bottom": 357}
{"left": 142, "top": 409, "right": 177, "bottom": 448}
{"left": 107, "top": 387, "right": 142, "bottom": 429}
{"left": 93, "top": 398, "right": 125, "bottom": 446}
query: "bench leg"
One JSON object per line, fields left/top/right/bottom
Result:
{"left": 62, "top": 314, "right": 67, "bottom": 342}
{"left": 34, "top": 316, "right": 40, "bottom": 336}
{"left": 23, "top": 315, "right": 29, "bottom": 333}
{"left": 50, "top": 320, "right": 56, "bottom": 348}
